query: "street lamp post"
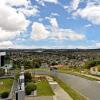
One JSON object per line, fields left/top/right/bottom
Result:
{"left": 16, "top": 66, "right": 25, "bottom": 100}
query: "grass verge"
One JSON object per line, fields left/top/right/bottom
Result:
{"left": 53, "top": 76, "right": 87, "bottom": 100}
{"left": 59, "top": 70, "right": 99, "bottom": 81}
{"left": 36, "top": 79, "right": 54, "bottom": 96}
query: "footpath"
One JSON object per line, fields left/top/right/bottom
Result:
{"left": 46, "top": 76, "right": 73, "bottom": 100}
{"left": 76, "top": 72, "right": 100, "bottom": 80}
{"left": 83, "top": 73, "right": 100, "bottom": 80}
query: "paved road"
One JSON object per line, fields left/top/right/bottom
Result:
{"left": 33, "top": 70, "right": 100, "bottom": 100}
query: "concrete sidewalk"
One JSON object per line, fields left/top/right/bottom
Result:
{"left": 25, "top": 96, "right": 53, "bottom": 100}
{"left": 72, "top": 71, "right": 100, "bottom": 80}
{"left": 83, "top": 74, "right": 100, "bottom": 80}
{"left": 46, "top": 76, "right": 73, "bottom": 100}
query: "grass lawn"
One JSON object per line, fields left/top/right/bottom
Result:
{"left": 54, "top": 77, "right": 87, "bottom": 100}
{"left": 0, "top": 78, "right": 13, "bottom": 94}
{"left": 36, "top": 79, "right": 54, "bottom": 96}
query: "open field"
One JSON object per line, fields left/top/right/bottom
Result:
{"left": 0, "top": 78, "right": 13, "bottom": 94}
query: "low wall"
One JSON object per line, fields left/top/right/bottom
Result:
{"left": 90, "top": 68, "right": 100, "bottom": 76}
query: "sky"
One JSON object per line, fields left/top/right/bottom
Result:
{"left": 0, "top": 0, "right": 100, "bottom": 49}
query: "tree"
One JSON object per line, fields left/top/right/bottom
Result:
{"left": 32, "top": 60, "right": 41, "bottom": 68}
{"left": 85, "top": 61, "right": 96, "bottom": 69}
{"left": 51, "top": 61, "right": 58, "bottom": 66}
{"left": 23, "top": 60, "right": 32, "bottom": 69}
{"left": 85, "top": 60, "right": 100, "bottom": 69}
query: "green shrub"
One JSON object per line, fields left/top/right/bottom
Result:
{"left": 1, "top": 91, "right": 9, "bottom": 98}
{"left": 24, "top": 72, "right": 32, "bottom": 83}
{"left": 25, "top": 86, "right": 32, "bottom": 95}
{"left": 25, "top": 82, "right": 37, "bottom": 95}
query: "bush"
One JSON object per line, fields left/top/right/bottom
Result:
{"left": 1, "top": 91, "right": 9, "bottom": 98}
{"left": 24, "top": 72, "right": 32, "bottom": 83}
{"left": 25, "top": 86, "right": 32, "bottom": 95}
{"left": 25, "top": 82, "right": 37, "bottom": 95}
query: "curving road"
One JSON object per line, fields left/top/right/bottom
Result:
{"left": 33, "top": 70, "right": 100, "bottom": 100}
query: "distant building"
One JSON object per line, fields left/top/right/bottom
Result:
{"left": 0, "top": 52, "right": 12, "bottom": 75}
{"left": 41, "top": 63, "right": 48, "bottom": 68}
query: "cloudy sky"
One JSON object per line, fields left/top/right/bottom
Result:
{"left": 0, "top": 0, "right": 100, "bottom": 49}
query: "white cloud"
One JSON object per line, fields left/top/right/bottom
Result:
{"left": 0, "top": 41, "right": 89, "bottom": 49}
{"left": 19, "top": 6, "right": 39, "bottom": 17}
{"left": 51, "top": 29, "right": 85, "bottom": 40}
{"left": 96, "top": 43, "right": 100, "bottom": 48}
{"left": 74, "top": 4, "right": 100, "bottom": 25}
{"left": 1, "top": 0, "right": 39, "bottom": 17}
{"left": 36, "top": 0, "right": 58, "bottom": 4}
{"left": 0, "top": 41, "right": 13, "bottom": 48}
{"left": 2, "top": 0, "right": 30, "bottom": 7}
{"left": 31, "top": 20, "right": 85, "bottom": 41}
{"left": 63, "top": 5, "right": 69, "bottom": 10}
{"left": 9, "top": 0, "right": 39, "bottom": 17}
{"left": 49, "top": 18, "right": 58, "bottom": 28}
{"left": 0, "top": 40, "right": 97, "bottom": 49}
{"left": 0, "top": 0, "right": 40, "bottom": 42}
{"left": 51, "top": 13, "right": 59, "bottom": 17}
{"left": 31, "top": 22, "right": 50, "bottom": 40}
{"left": 38, "top": 18, "right": 44, "bottom": 22}
{"left": 36, "top": 0, "right": 58, "bottom": 6}
{"left": 0, "top": 4, "right": 29, "bottom": 32}
{"left": 0, "top": 28, "right": 20, "bottom": 41}
{"left": 0, "top": 3, "right": 30, "bottom": 41}
{"left": 43, "top": 0, "right": 58, "bottom": 3}
{"left": 71, "top": 0, "right": 80, "bottom": 10}
{"left": 0, "top": 41, "right": 51, "bottom": 49}
{"left": 84, "top": 24, "right": 92, "bottom": 28}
